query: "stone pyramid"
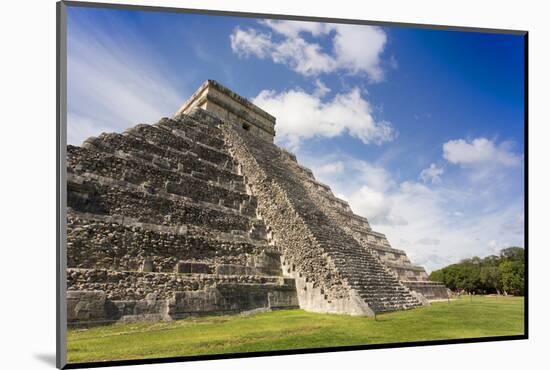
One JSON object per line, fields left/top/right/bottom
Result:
{"left": 66, "top": 80, "right": 448, "bottom": 326}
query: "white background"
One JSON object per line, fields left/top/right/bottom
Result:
{"left": 0, "top": 0, "right": 547, "bottom": 369}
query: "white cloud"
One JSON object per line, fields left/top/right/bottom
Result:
{"left": 272, "top": 37, "right": 336, "bottom": 75}
{"left": 229, "top": 27, "right": 273, "bottom": 59}
{"left": 331, "top": 24, "right": 387, "bottom": 81}
{"left": 299, "top": 152, "right": 524, "bottom": 272}
{"left": 348, "top": 159, "right": 395, "bottom": 192}
{"left": 67, "top": 16, "right": 185, "bottom": 145}
{"left": 349, "top": 186, "right": 397, "bottom": 225}
{"left": 310, "top": 155, "right": 394, "bottom": 195}
{"left": 230, "top": 20, "right": 388, "bottom": 81}
{"left": 314, "top": 79, "right": 331, "bottom": 97}
{"left": 419, "top": 163, "right": 444, "bottom": 184}
{"left": 253, "top": 87, "right": 394, "bottom": 149}
{"left": 443, "top": 137, "right": 522, "bottom": 167}
{"left": 315, "top": 161, "right": 345, "bottom": 176}
{"left": 373, "top": 179, "right": 524, "bottom": 272}
{"left": 230, "top": 26, "right": 336, "bottom": 76}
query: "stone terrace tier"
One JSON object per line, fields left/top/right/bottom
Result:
{"left": 67, "top": 268, "right": 298, "bottom": 326}
{"left": 67, "top": 145, "right": 256, "bottom": 216}
{"left": 67, "top": 212, "right": 281, "bottom": 275}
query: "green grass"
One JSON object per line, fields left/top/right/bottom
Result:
{"left": 67, "top": 295, "right": 524, "bottom": 364}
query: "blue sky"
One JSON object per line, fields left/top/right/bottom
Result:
{"left": 67, "top": 6, "right": 525, "bottom": 272}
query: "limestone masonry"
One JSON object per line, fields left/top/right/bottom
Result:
{"left": 66, "top": 80, "right": 449, "bottom": 326}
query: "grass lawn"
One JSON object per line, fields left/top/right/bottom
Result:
{"left": 67, "top": 295, "right": 524, "bottom": 364}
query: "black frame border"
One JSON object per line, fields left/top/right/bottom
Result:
{"left": 56, "top": 1, "right": 529, "bottom": 369}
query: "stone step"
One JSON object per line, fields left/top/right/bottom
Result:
{"left": 358, "top": 291, "right": 416, "bottom": 299}
{"left": 186, "top": 106, "right": 227, "bottom": 128}
{"left": 124, "top": 123, "right": 232, "bottom": 166}
{"left": 67, "top": 268, "right": 295, "bottom": 301}
{"left": 68, "top": 146, "right": 254, "bottom": 213}
{"left": 67, "top": 175, "right": 264, "bottom": 236}
{"left": 83, "top": 132, "right": 241, "bottom": 185}
{"left": 158, "top": 116, "right": 225, "bottom": 150}
{"left": 67, "top": 214, "right": 277, "bottom": 272}
{"left": 178, "top": 113, "right": 224, "bottom": 136}
{"left": 175, "top": 260, "right": 282, "bottom": 277}
{"left": 68, "top": 210, "right": 270, "bottom": 245}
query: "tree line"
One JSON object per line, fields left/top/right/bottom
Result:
{"left": 429, "top": 247, "right": 525, "bottom": 296}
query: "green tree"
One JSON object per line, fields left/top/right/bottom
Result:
{"left": 429, "top": 247, "right": 524, "bottom": 296}
{"left": 499, "top": 260, "right": 524, "bottom": 295}
{"left": 480, "top": 265, "right": 500, "bottom": 293}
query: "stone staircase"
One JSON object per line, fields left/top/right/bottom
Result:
{"left": 213, "top": 108, "right": 422, "bottom": 314}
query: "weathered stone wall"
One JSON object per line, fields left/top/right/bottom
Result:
{"left": 67, "top": 212, "right": 278, "bottom": 273}
{"left": 82, "top": 128, "right": 242, "bottom": 185}
{"left": 68, "top": 145, "right": 256, "bottom": 216}
{"left": 402, "top": 281, "right": 450, "bottom": 300}
{"left": 68, "top": 174, "right": 255, "bottom": 233}
{"left": 66, "top": 107, "right": 300, "bottom": 325}
{"left": 68, "top": 268, "right": 292, "bottom": 300}
{"left": 67, "top": 280, "right": 298, "bottom": 327}
{"left": 176, "top": 80, "right": 276, "bottom": 142}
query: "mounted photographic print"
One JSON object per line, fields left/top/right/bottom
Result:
{"left": 56, "top": 1, "right": 527, "bottom": 368}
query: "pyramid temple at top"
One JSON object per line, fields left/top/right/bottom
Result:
{"left": 66, "top": 80, "right": 449, "bottom": 325}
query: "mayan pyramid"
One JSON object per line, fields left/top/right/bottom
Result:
{"left": 66, "top": 80, "right": 448, "bottom": 326}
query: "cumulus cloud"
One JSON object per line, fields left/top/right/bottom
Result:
{"left": 253, "top": 87, "right": 394, "bottom": 149}
{"left": 419, "top": 163, "right": 444, "bottom": 184}
{"left": 230, "top": 20, "right": 388, "bottom": 81}
{"left": 443, "top": 137, "right": 522, "bottom": 167}
{"left": 300, "top": 152, "right": 524, "bottom": 272}
{"left": 310, "top": 155, "right": 394, "bottom": 195}
{"left": 315, "top": 161, "right": 345, "bottom": 176}
{"left": 331, "top": 24, "right": 386, "bottom": 81}
{"left": 229, "top": 27, "right": 273, "bottom": 58}
{"left": 348, "top": 159, "right": 395, "bottom": 192}
{"left": 67, "top": 14, "right": 185, "bottom": 145}
{"left": 349, "top": 186, "right": 401, "bottom": 225}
